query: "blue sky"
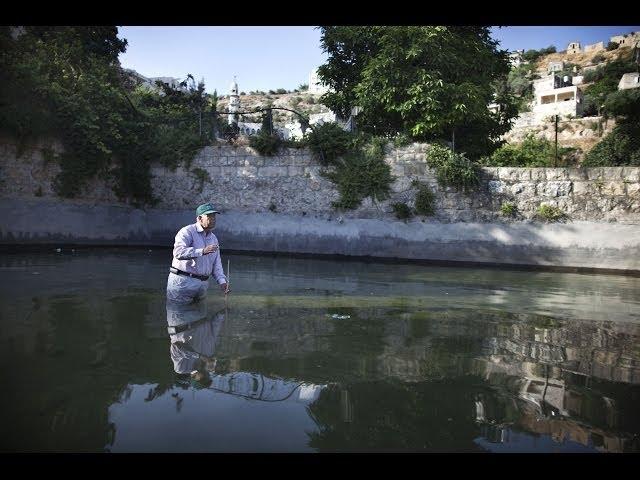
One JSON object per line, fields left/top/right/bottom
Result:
{"left": 117, "top": 26, "right": 640, "bottom": 95}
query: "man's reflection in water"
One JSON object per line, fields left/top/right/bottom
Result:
{"left": 166, "top": 300, "right": 224, "bottom": 388}
{"left": 165, "top": 300, "right": 325, "bottom": 404}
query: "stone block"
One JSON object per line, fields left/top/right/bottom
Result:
{"left": 566, "top": 168, "right": 588, "bottom": 181}
{"left": 530, "top": 169, "right": 546, "bottom": 182}
{"left": 293, "top": 156, "right": 312, "bottom": 166}
{"left": 601, "top": 181, "right": 626, "bottom": 196}
{"left": 539, "top": 181, "right": 572, "bottom": 197}
{"left": 404, "top": 163, "right": 427, "bottom": 176}
{"left": 602, "top": 168, "right": 623, "bottom": 180}
{"left": 511, "top": 182, "right": 535, "bottom": 196}
{"left": 487, "top": 180, "right": 505, "bottom": 194}
{"left": 239, "top": 166, "right": 258, "bottom": 178}
{"left": 221, "top": 166, "right": 237, "bottom": 176}
{"left": 545, "top": 168, "right": 569, "bottom": 180}
{"left": 626, "top": 183, "right": 640, "bottom": 196}
{"left": 259, "top": 166, "right": 287, "bottom": 177}
{"left": 587, "top": 168, "right": 605, "bottom": 180}
{"left": 622, "top": 167, "right": 640, "bottom": 182}
{"left": 288, "top": 166, "right": 305, "bottom": 176}
{"left": 572, "top": 182, "right": 595, "bottom": 196}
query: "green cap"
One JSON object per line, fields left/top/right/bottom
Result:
{"left": 196, "top": 203, "right": 220, "bottom": 216}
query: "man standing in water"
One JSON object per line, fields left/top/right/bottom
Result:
{"left": 167, "top": 203, "right": 230, "bottom": 304}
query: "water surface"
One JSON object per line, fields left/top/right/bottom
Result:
{"left": 1, "top": 249, "right": 639, "bottom": 452}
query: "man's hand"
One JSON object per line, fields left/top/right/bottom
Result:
{"left": 203, "top": 244, "right": 219, "bottom": 255}
{"left": 220, "top": 283, "right": 230, "bottom": 294}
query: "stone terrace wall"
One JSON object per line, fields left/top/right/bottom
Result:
{"left": 1, "top": 138, "right": 639, "bottom": 224}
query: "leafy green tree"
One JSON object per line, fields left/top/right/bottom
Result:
{"left": 521, "top": 45, "right": 556, "bottom": 63}
{"left": 316, "top": 26, "right": 518, "bottom": 159}
{"left": 0, "top": 26, "right": 213, "bottom": 205}
{"left": 583, "top": 89, "right": 640, "bottom": 166}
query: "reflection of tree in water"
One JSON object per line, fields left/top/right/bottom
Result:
{"left": 307, "top": 379, "right": 484, "bottom": 452}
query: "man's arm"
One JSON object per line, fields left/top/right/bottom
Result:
{"left": 212, "top": 250, "right": 227, "bottom": 285}
{"left": 173, "top": 228, "right": 203, "bottom": 260}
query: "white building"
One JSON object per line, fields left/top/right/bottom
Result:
{"left": 531, "top": 73, "right": 583, "bottom": 121}
{"left": 124, "top": 69, "right": 190, "bottom": 93}
{"left": 308, "top": 68, "right": 331, "bottom": 95}
{"left": 618, "top": 72, "right": 640, "bottom": 90}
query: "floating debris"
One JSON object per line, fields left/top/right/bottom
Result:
{"left": 55, "top": 248, "right": 61, "bottom": 253}
{"left": 327, "top": 314, "right": 351, "bottom": 320}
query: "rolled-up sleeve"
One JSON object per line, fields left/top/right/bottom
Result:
{"left": 173, "top": 228, "right": 203, "bottom": 260}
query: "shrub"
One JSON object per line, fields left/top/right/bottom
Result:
{"left": 480, "top": 134, "right": 577, "bottom": 167}
{"left": 392, "top": 133, "right": 413, "bottom": 147}
{"left": 412, "top": 180, "right": 435, "bottom": 216}
{"left": 606, "top": 41, "right": 619, "bottom": 51}
{"left": 500, "top": 202, "right": 517, "bottom": 218}
{"left": 425, "top": 144, "right": 480, "bottom": 192}
{"left": 392, "top": 202, "right": 413, "bottom": 220}
{"left": 249, "top": 132, "right": 282, "bottom": 156}
{"left": 535, "top": 204, "right": 569, "bottom": 222}
{"left": 191, "top": 167, "right": 210, "bottom": 192}
{"left": 583, "top": 122, "right": 640, "bottom": 166}
{"left": 591, "top": 54, "right": 606, "bottom": 64}
{"left": 306, "top": 122, "right": 355, "bottom": 165}
{"left": 322, "top": 136, "right": 394, "bottom": 210}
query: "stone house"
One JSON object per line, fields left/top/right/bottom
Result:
{"left": 567, "top": 42, "right": 581, "bottom": 54}
{"left": 610, "top": 32, "right": 640, "bottom": 48}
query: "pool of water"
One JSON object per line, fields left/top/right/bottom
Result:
{"left": 1, "top": 248, "right": 639, "bottom": 452}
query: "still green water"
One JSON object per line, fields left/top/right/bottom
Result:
{"left": 0, "top": 248, "right": 639, "bottom": 453}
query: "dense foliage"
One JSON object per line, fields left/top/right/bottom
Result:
{"left": 0, "top": 26, "right": 216, "bottom": 206}
{"left": 581, "top": 55, "right": 638, "bottom": 116}
{"left": 583, "top": 89, "right": 640, "bottom": 166}
{"left": 480, "top": 134, "right": 577, "bottom": 167}
{"left": 425, "top": 144, "right": 480, "bottom": 192}
{"left": 316, "top": 26, "right": 518, "bottom": 159}
{"left": 521, "top": 45, "right": 556, "bottom": 63}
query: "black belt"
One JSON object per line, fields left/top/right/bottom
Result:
{"left": 169, "top": 267, "right": 210, "bottom": 281}
{"left": 167, "top": 318, "right": 208, "bottom": 335}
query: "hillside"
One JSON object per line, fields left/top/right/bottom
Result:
{"left": 217, "top": 91, "right": 331, "bottom": 124}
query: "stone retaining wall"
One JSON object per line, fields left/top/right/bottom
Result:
{"left": 2, "top": 138, "right": 638, "bottom": 224}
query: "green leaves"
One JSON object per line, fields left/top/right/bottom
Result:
{"left": 1, "top": 26, "right": 214, "bottom": 205}
{"left": 317, "top": 26, "right": 517, "bottom": 158}
{"left": 425, "top": 144, "right": 480, "bottom": 192}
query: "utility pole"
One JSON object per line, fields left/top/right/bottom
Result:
{"left": 554, "top": 115, "right": 558, "bottom": 167}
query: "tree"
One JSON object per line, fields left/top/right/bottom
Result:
{"left": 0, "top": 26, "right": 212, "bottom": 205}
{"left": 316, "top": 26, "right": 518, "bottom": 159}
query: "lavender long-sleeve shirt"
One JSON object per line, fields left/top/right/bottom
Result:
{"left": 171, "top": 222, "right": 227, "bottom": 284}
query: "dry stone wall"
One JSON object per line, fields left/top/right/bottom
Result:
{"left": 1, "top": 138, "right": 639, "bottom": 224}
